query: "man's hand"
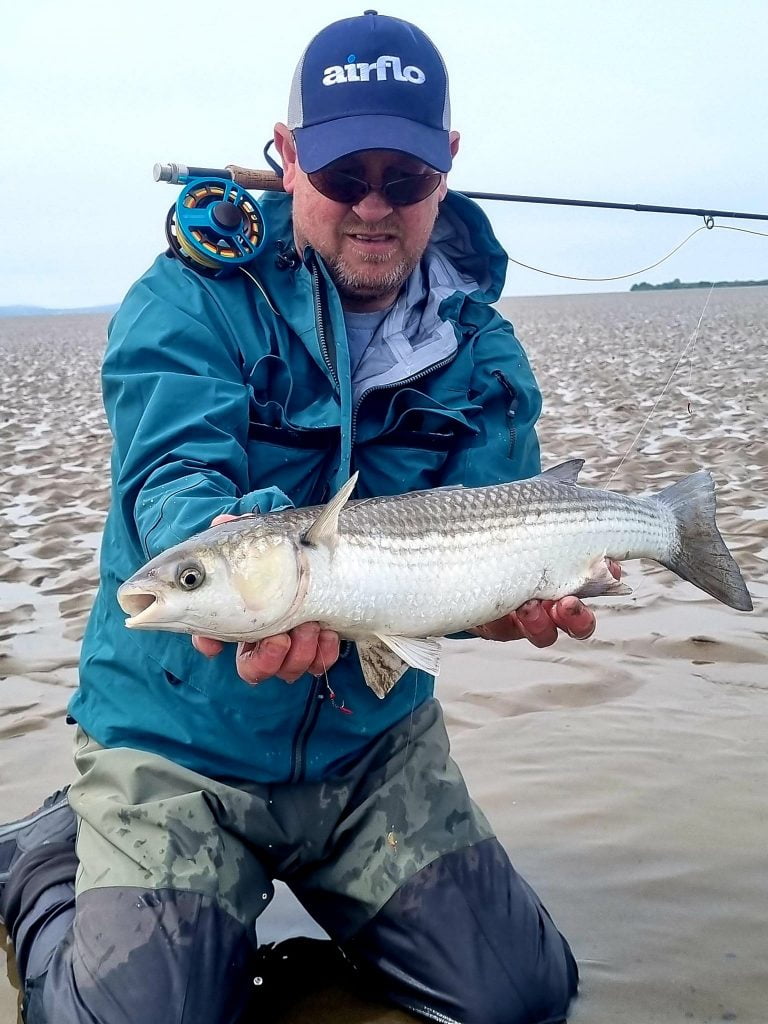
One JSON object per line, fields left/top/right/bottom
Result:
{"left": 193, "top": 624, "right": 341, "bottom": 685}
{"left": 471, "top": 561, "right": 622, "bottom": 648}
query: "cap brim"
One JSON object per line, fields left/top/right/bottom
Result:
{"left": 293, "top": 114, "right": 452, "bottom": 173}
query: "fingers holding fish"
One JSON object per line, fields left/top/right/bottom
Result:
{"left": 547, "top": 597, "right": 596, "bottom": 640}
{"left": 471, "top": 613, "right": 523, "bottom": 643}
{"left": 307, "top": 629, "right": 341, "bottom": 677}
{"left": 193, "top": 623, "right": 341, "bottom": 683}
{"left": 210, "top": 513, "right": 241, "bottom": 527}
{"left": 470, "top": 592, "right": 595, "bottom": 646}
{"left": 192, "top": 635, "right": 225, "bottom": 658}
{"left": 473, "top": 599, "right": 592, "bottom": 647}
{"left": 235, "top": 623, "right": 341, "bottom": 685}
{"left": 237, "top": 634, "right": 291, "bottom": 683}
{"left": 473, "top": 572, "right": 624, "bottom": 645}
{"left": 548, "top": 562, "right": 621, "bottom": 639}
{"left": 266, "top": 622, "right": 320, "bottom": 682}
{"left": 472, "top": 604, "right": 553, "bottom": 646}
{"left": 520, "top": 600, "right": 573, "bottom": 646}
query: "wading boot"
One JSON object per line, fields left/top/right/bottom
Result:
{"left": 0, "top": 788, "right": 75, "bottom": 919}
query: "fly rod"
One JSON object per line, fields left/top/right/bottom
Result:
{"left": 154, "top": 162, "right": 768, "bottom": 224}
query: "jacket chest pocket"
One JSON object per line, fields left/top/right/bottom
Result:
{"left": 247, "top": 420, "right": 339, "bottom": 507}
{"left": 246, "top": 353, "right": 340, "bottom": 505}
{"left": 353, "top": 390, "right": 480, "bottom": 495}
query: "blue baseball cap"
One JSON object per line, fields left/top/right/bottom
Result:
{"left": 287, "top": 11, "right": 452, "bottom": 174}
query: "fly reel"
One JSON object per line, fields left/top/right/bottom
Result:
{"left": 165, "top": 177, "right": 266, "bottom": 276}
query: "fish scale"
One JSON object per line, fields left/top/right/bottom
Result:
{"left": 300, "top": 480, "right": 675, "bottom": 637}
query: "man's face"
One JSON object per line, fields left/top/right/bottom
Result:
{"left": 275, "top": 126, "right": 459, "bottom": 312}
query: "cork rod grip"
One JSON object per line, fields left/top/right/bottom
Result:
{"left": 226, "top": 166, "right": 285, "bottom": 192}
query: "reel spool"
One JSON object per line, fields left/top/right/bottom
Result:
{"left": 165, "top": 177, "right": 265, "bottom": 276}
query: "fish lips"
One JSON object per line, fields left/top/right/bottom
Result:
{"left": 117, "top": 583, "right": 168, "bottom": 629}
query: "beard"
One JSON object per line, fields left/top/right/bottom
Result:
{"left": 303, "top": 210, "right": 438, "bottom": 308}
{"left": 325, "top": 249, "right": 416, "bottom": 306}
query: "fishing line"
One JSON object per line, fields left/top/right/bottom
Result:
{"left": 604, "top": 282, "right": 716, "bottom": 488}
{"left": 506, "top": 223, "right": 768, "bottom": 283}
{"left": 239, "top": 266, "right": 281, "bottom": 315}
{"left": 316, "top": 646, "right": 353, "bottom": 714}
{"left": 395, "top": 668, "right": 422, "bottom": 831}
{"left": 401, "top": 669, "right": 421, "bottom": 766}
{"left": 502, "top": 218, "right": 768, "bottom": 485}
{"left": 716, "top": 224, "right": 768, "bottom": 241}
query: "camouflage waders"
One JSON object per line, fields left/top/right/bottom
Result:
{"left": 3, "top": 699, "right": 577, "bottom": 1023}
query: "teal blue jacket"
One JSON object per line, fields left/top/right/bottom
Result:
{"left": 70, "top": 190, "right": 542, "bottom": 783}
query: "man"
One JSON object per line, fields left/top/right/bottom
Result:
{"left": 1, "top": 12, "right": 598, "bottom": 1023}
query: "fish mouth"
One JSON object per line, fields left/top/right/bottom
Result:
{"left": 117, "top": 588, "right": 160, "bottom": 627}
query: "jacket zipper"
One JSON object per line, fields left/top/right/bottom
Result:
{"left": 491, "top": 369, "right": 518, "bottom": 459}
{"left": 310, "top": 260, "right": 339, "bottom": 389}
{"left": 350, "top": 353, "right": 460, "bottom": 444}
{"left": 285, "top": 259, "right": 338, "bottom": 783}
{"left": 289, "top": 676, "right": 324, "bottom": 782}
{"left": 313, "top": 254, "right": 460, "bottom": 444}
{"left": 401, "top": 1005, "right": 460, "bottom": 1024}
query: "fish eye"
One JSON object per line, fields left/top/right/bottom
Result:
{"left": 177, "top": 564, "right": 205, "bottom": 591}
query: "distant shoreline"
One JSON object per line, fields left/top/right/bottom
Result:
{"left": 4, "top": 279, "right": 768, "bottom": 317}
{"left": 630, "top": 278, "right": 768, "bottom": 292}
{"left": 0, "top": 304, "right": 119, "bottom": 318}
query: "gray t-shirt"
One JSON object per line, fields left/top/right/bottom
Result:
{"left": 343, "top": 307, "right": 392, "bottom": 380}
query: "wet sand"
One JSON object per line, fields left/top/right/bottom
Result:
{"left": 1, "top": 288, "right": 766, "bottom": 1023}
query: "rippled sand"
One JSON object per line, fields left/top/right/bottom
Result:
{"left": 1, "top": 289, "right": 766, "bottom": 1023}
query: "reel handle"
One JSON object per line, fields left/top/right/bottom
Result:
{"left": 225, "top": 165, "right": 285, "bottom": 192}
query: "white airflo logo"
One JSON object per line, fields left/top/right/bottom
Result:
{"left": 323, "top": 55, "right": 426, "bottom": 86}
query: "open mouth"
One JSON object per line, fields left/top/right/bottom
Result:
{"left": 117, "top": 589, "right": 159, "bottom": 626}
{"left": 346, "top": 232, "right": 399, "bottom": 248}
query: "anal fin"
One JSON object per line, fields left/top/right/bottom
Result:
{"left": 575, "top": 556, "right": 633, "bottom": 598}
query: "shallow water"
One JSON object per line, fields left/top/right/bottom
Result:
{"left": 1, "top": 289, "right": 766, "bottom": 1022}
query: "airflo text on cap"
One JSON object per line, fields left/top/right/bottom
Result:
{"left": 287, "top": 10, "right": 452, "bottom": 174}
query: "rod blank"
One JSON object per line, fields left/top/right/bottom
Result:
{"left": 153, "top": 163, "right": 768, "bottom": 222}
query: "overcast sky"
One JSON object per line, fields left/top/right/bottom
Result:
{"left": 2, "top": 0, "right": 766, "bottom": 306}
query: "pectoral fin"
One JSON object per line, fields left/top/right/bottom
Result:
{"left": 575, "top": 556, "right": 633, "bottom": 598}
{"left": 356, "top": 634, "right": 442, "bottom": 699}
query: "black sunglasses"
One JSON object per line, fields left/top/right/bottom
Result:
{"left": 307, "top": 168, "right": 442, "bottom": 207}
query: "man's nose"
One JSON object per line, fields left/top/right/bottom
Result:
{"left": 351, "top": 188, "right": 394, "bottom": 221}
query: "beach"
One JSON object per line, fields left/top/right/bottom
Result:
{"left": 1, "top": 286, "right": 766, "bottom": 1023}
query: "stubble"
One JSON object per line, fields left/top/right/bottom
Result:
{"left": 303, "top": 209, "right": 439, "bottom": 308}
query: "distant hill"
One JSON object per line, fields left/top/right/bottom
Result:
{"left": 630, "top": 278, "right": 768, "bottom": 292}
{"left": 0, "top": 303, "right": 119, "bottom": 318}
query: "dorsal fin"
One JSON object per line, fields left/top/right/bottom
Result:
{"left": 303, "top": 473, "right": 358, "bottom": 547}
{"left": 538, "top": 459, "right": 584, "bottom": 484}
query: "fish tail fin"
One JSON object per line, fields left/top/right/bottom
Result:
{"left": 653, "top": 471, "right": 752, "bottom": 611}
